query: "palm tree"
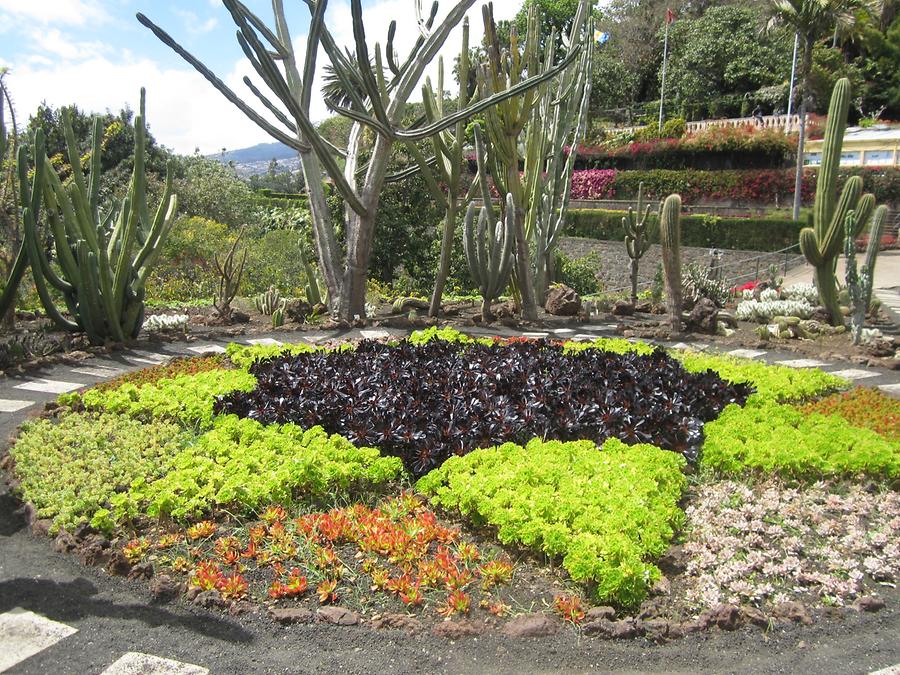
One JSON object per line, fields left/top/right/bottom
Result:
{"left": 768, "top": 0, "right": 873, "bottom": 220}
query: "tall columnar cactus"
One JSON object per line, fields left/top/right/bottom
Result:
{"left": 0, "top": 70, "right": 26, "bottom": 327}
{"left": 798, "top": 78, "right": 875, "bottom": 326}
{"left": 844, "top": 204, "right": 888, "bottom": 345}
{"left": 25, "top": 89, "right": 177, "bottom": 344}
{"left": 463, "top": 194, "right": 515, "bottom": 323}
{"left": 623, "top": 182, "right": 656, "bottom": 304}
{"left": 659, "top": 194, "right": 683, "bottom": 333}
{"left": 254, "top": 285, "right": 282, "bottom": 315}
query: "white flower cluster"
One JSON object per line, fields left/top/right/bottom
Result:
{"left": 735, "top": 299, "right": 813, "bottom": 322}
{"left": 782, "top": 283, "right": 819, "bottom": 305}
{"left": 143, "top": 314, "right": 189, "bottom": 333}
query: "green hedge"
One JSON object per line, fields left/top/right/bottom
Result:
{"left": 565, "top": 209, "right": 803, "bottom": 251}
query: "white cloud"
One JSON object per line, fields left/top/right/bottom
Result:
{"left": 1, "top": 53, "right": 273, "bottom": 155}
{"left": 174, "top": 9, "right": 219, "bottom": 35}
{"left": 0, "top": 0, "right": 109, "bottom": 26}
{"left": 27, "top": 28, "right": 111, "bottom": 61}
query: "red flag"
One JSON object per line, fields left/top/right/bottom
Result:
{"left": 666, "top": 8, "right": 676, "bottom": 24}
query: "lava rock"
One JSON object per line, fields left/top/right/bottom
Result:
{"left": 688, "top": 297, "right": 719, "bottom": 334}
{"left": 699, "top": 604, "right": 742, "bottom": 631}
{"left": 611, "top": 300, "right": 635, "bottom": 316}
{"left": 501, "top": 614, "right": 560, "bottom": 638}
{"left": 657, "top": 545, "right": 688, "bottom": 576}
{"left": 231, "top": 310, "right": 250, "bottom": 324}
{"left": 148, "top": 574, "right": 181, "bottom": 602}
{"left": 317, "top": 606, "right": 360, "bottom": 626}
{"left": 585, "top": 606, "right": 616, "bottom": 622}
{"left": 772, "top": 601, "right": 812, "bottom": 625}
{"left": 545, "top": 285, "right": 581, "bottom": 316}
{"left": 53, "top": 531, "right": 78, "bottom": 554}
{"left": 741, "top": 605, "right": 770, "bottom": 627}
{"left": 582, "top": 618, "right": 639, "bottom": 639}
{"left": 285, "top": 299, "right": 312, "bottom": 323}
{"left": 193, "top": 590, "right": 225, "bottom": 609}
{"left": 853, "top": 596, "right": 885, "bottom": 613}
{"left": 634, "top": 300, "right": 653, "bottom": 313}
{"left": 270, "top": 607, "right": 314, "bottom": 625}
{"left": 105, "top": 551, "right": 132, "bottom": 577}
{"left": 369, "top": 613, "right": 425, "bottom": 633}
{"left": 128, "top": 561, "right": 154, "bottom": 581}
{"left": 431, "top": 619, "right": 481, "bottom": 639}
{"left": 78, "top": 542, "right": 111, "bottom": 567}
{"left": 650, "top": 577, "right": 671, "bottom": 597}
{"left": 642, "top": 619, "right": 673, "bottom": 643}
{"left": 229, "top": 601, "right": 254, "bottom": 616}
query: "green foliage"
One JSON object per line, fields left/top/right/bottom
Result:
{"left": 9, "top": 412, "right": 188, "bottom": 533}
{"left": 74, "top": 368, "right": 257, "bottom": 427}
{"left": 664, "top": 6, "right": 791, "bottom": 109}
{"left": 172, "top": 155, "right": 259, "bottom": 227}
{"left": 702, "top": 401, "right": 900, "bottom": 480}
{"left": 809, "top": 44, "right": 867, "bottom": 113}
{"left": 565, "top": 210, "right": 804, "bottom": 251}
{"left": 225, "top": 341, "right": 316, "bottom": 369}
{"left": 146, "top": 216, "right": 229, "bottom": 303}
{"left": 563, "top": 336, "right": 656, "bottom": 356}
{"left": 674, "top": 351, "right": 846, "bottom": 404}
{"left": 417, "top": 436, "right": 686, "bottom": 607}
{"left": 553, "top": 250, "right": 600, "bottom": 295}
{"left": 135, "top": 415, "right": 404, "bottom": 520}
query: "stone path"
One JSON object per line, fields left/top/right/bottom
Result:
{"left": 0, "top": 608, "right": 207, "bottom": 674}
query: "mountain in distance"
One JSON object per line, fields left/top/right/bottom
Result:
{"left": 209, "top": 141, "right": 300, "bottom": 178}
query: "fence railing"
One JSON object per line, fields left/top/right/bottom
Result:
{"left": 608, "top": 113, "right": 803, "bottom": 137}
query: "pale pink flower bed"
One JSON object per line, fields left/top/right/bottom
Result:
{"left": 680, "top": 479, "right": 900, "bottom": 612}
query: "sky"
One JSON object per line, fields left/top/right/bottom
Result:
{"left": 0, "top": 0, "right": 518, "bottom": 155}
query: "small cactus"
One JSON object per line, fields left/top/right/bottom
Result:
{"left": 659, "top": 194, "right": 682, "bottom": 333}
{"left": 623, "top": 182, "right": 656, "bottom": 304}
{"left": 254, "top": 286, "right": 281, "bottom": 315}
{"left": 845, "top": 205, "right": 887, "bottom": 345}
{"left": 271, "top": 303, "right": 285, "bottom": 328}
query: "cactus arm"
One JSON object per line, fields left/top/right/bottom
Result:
{"left": 814, "top": 78, "right": 851, "bottom": 231}
{"left": 87, "top": 117, "right": 102, "bottom": 224}
{"left": 862, "top": 205, "right": 887, "bottom": 311}
{"left": 22, "top": 208, "right": 79, "bottom": 332}
{"left": 659, "top": 194, "right": 683, "bottom": 332}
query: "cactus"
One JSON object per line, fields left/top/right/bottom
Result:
{"left": 254, "top": 285, "right": 282, "bottom": 315}
{"left": 0, "top": 71, "right": 26, "bottom": 327}
{"left": 798, "top": 78, "right": 875, "bottom": 326}
{"left": 861, "top": 205, "right": 887, "bottom": 313}
{"left": 659, "top": 194, "right": 683, "bottom": 333}
{"left": 213, "top": 229, "right": 248, "bottom": 323}
{"left": 463, "top": 193, "right": 515, "bottom": 323}
{"left": 297, "top": 241, "right": 323, "bottom": 307}
{"left": 23, "top": 89, "right": 177, "bottom": 344}
{"left": 271, "top": 304, "right": 285, "bottom": 328}
{"left": 623, "top": 182, "right": 656, "bottom": 304}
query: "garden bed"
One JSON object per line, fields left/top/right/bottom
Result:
{"left": 1, "top": 330, "right": 898, "bottom": 642}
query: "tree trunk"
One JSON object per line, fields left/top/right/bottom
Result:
{"left": 428, "top": 200, "right": 457, "bottom": 317}
{"left": 630, "top": 258, "right": 639, "bottom": 305}
{"left": 481, "top": 297, "right": 492, "bottom": 323}
{"left": 338, "top": 208, "right": 374, "bottom": 321}
{"left": 506, "top": 166, "right": 538, "bottom": 321}
{"left": 298, "top": 148, "right": 341, "bottom": 311}
{"left": 792, "top": 45, "right": 813, "bottom": 222}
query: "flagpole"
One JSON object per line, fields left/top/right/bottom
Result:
{"left": 658, "top": 13, "right": 671, "bottom": 129}
{"left": 786, "top": 32, "right": 799, "bottom": 132}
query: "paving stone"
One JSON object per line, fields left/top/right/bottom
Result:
{"left": 101, "top": 652, "right": 208, "bottom": 675}
{"left": 359, "top": 329, "right": 390, "bottom": 339}
{"left": 726, "top": 349, "right": 767, "bottom": 359}
{"left": 246, "top": 338, "right": 282, "bottom": 346}
{"left": 70, "top": 366, "right": 126, "bottom": 378}
{"left": 0, "top": 398, "right": 35, "bottom": 413}
{"left": 14, "top": 378, "right": 82, "bottom": 394}
{"left": 0, "top": 608, "right": 78, "bottom": 672}
{"left": 828, "top": 368, "right": 880, "bottom": 381}
{"left": 878, "top": 383, "right": 900, "bottom": 396}
{"left": 521, "top": 332, "right": 549, "bottom": 338}
{"left": 550, "top": 328, "right": 575, "bottom": 335}
{"left": 186, "top": 344, "right": 227, "bottom": 354}
{"left": 775, "top": 358, "right": 830, "bottom": 368}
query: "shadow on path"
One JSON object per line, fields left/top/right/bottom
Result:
{"left": 0, "top": 577, "right": 253, "bottom": 643}
{"left": 0, "top": 491, "right": 26, "bottom": 537}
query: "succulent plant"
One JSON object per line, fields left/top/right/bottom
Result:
{"left": 845, "top": 205, "right": 887, "bottom": 345}
{"left": 254, "top": 286, "right": 282, "bottom": 316}
{"left": 798, "top": 78, "right": 875, "bottom": 326}
{"left": 659, "top": 194, "right": 683, "bottom": 332}
{"left": 463, "top": 194, "right": 515, "bottom": 323}
{"left": 623, "top": 182, "right": 656, "bottom": 304}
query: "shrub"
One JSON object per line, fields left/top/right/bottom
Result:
{"left": 225, "top": 341, "right": 318, "bottom": 369}
{"left": 216, "top": 339, "right": 752, "bottom": 474}
{"left": 701, "top": 402, "right": 900, "bottom": 480}
{"left": 93, "top": 356, "right": 225, "bottom": 392}
{"left": 553, "top": 250, "right": 600, "bottom": 295}
{"left": 9, "top": 413, "right": 189, "bottom": 533}
{"left": 674, "top": 351, "right": 846, "bottom": 404}
{"left": 565, "top": 209, "right": 803, "bottom": 251}
{"left": 799, "top": 388, "right": 900, "bottom": 442}
{"left": 75, "top": 369, "right": 258, "bottom": 427}
{"left": 134, "top": 415, "right": 404, "bottom": 520}
{"left": 417, "top": 436, "right": 687, "bottom": 607}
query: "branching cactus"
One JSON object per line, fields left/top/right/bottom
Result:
{"left": 0, "top": 71, "right": 26, "bottom": 327}
{"left": 798, "top": 78, "right": 875, "bottom": 326}
{"left": 26, "top": 89, "right": 177, "bottom": 344}
{"left": 623, "top": 182, "right": 656, "bottom": 304}
{"left": 463, "top": 194, "right": 515, "bottom": 323}
{"left": 659, "top": 194, "right": 682, "bottom": 333}
{"left": 213, "top": 229, "right": 248, "bottom": 322}
{"left": 254, "top": 285, "right": 282, "bottom": 315}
